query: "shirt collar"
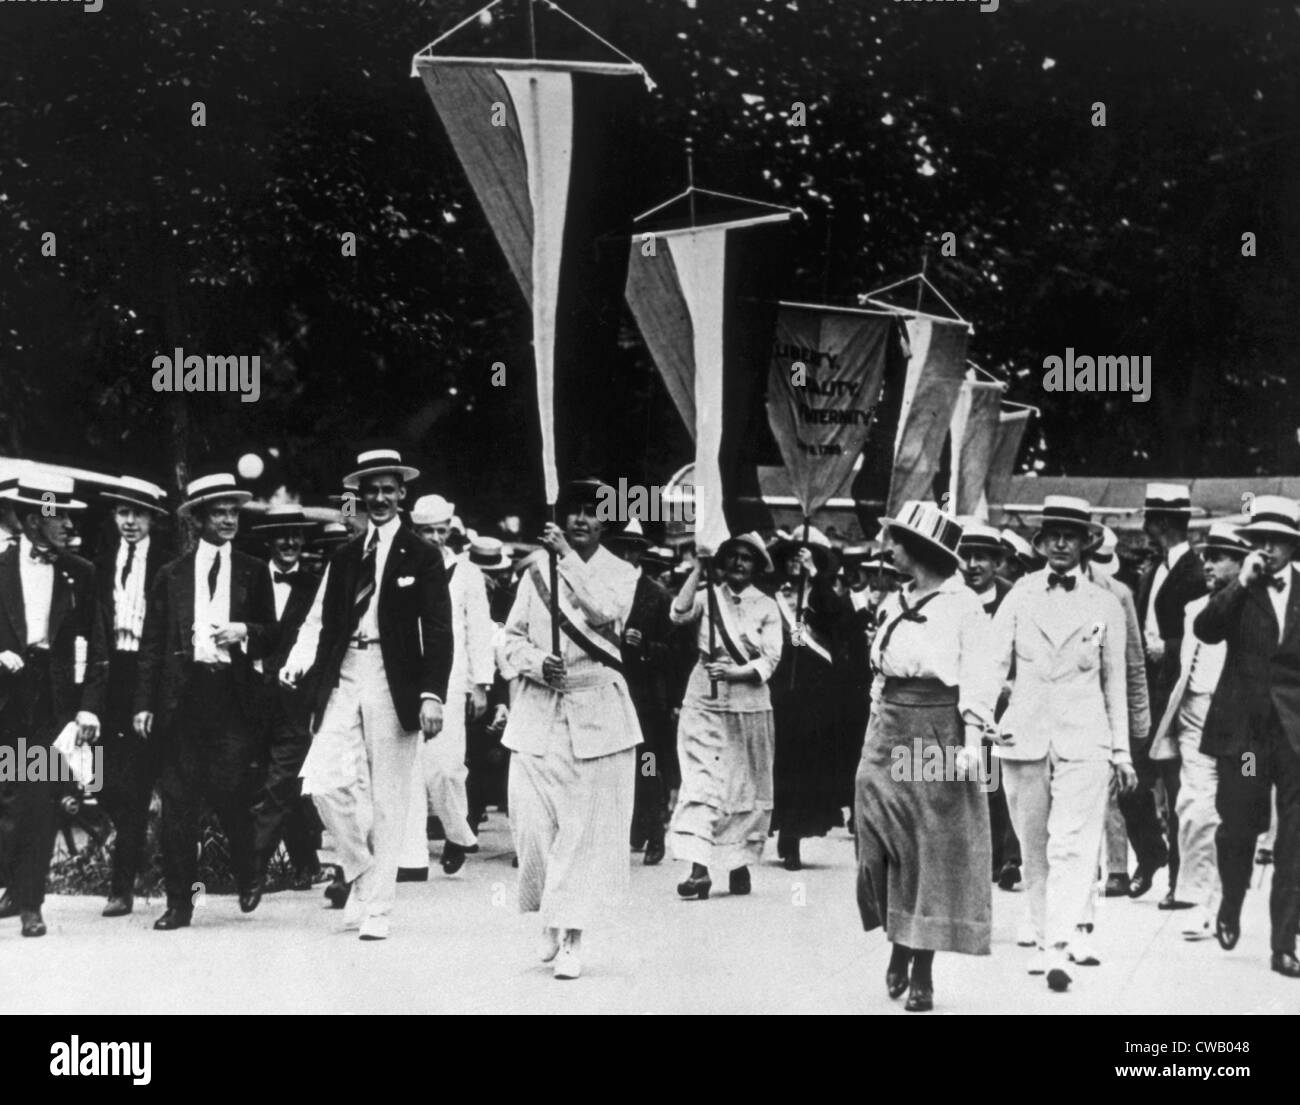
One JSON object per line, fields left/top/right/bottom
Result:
{"left": 197, "top": 538, "right": 228, "bottom": 561}
{"left": 971, "top": 582, "right": 997, "bottom": 602}
{"left": 367, "top": 515, "right": 399, "bottom": 545}
{"left": 20, "top": 536, "right": 54, "bottom": 565}
{"left": 117, "top": 534, "right": 150, "bottom": 562}
{"left": 270, "top": 560, "right": 298, "bottom": 578}
{"left": 1165, "top": 541, "right": 1189, "bottom": 570}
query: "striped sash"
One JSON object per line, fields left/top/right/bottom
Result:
{"left": 528, "top": 559, "right": 625, "bottom": 676}
{"left": 776, "top": 594, "right": 833, "bottom": 664}
{"left": 707, "top": 585, "right": 752, "bottom": 666}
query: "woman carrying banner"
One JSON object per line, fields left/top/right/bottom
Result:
{"left": 856, "top": 501, "right": 999, "bottom": 1012}
{"left": 667, "top": 533, "right": 783, "bottom": 900}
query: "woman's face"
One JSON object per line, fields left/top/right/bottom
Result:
{"left": 724, "top": 545, "right": 757, "bottom": 587}
{"left": 882, "top": 528, "right": 915, "bottom": 574}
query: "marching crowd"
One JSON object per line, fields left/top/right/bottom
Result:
{"left": 0, "top": 453, "right": 1296, "bottom": 1007}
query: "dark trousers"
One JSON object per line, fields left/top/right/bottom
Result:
{"left": 250, "top": 685, "right": 320, "bottom": 873}
{"left": 1118, "top": 738, "right": 1179, "bottom": 882}
{"left": 1215, "top": 714, "right": 1300, "bottom": 953}
{"left": 987, "top": 758, "right": 1022, "bottom": 872}
{"left": 630, "top": 704, "right": 671, "bottom": 847}
{"left": 98, "top": 652, "right": 158, "bottom": 898}
{"left": 0, "top": 650, "right": 58, "bottom": 911}
{"left": 158, "top": 666, "right": 258, "bottom": 909}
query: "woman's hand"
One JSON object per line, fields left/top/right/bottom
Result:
{"left": 704, "top": 660, "right": 743, "bottom": 683}
{"left": 540, "top": 522, "right": 572, "bottom": 559}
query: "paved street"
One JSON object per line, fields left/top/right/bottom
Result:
{"left": 1, "top": 813, "right": 1295, "bottom": 1015}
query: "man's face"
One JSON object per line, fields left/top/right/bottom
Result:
{"left": 1040, "top": 524, "right": 1085, "bottom": 573}
{"left": 1254, "top": 536, "right": 1298, "bottom": 576}
{"left": 271, "top": 532, "right": 303, "bottom": 567}
{"left": 25, "top": 508, "right": 74, "bottom": 550}
{"left": 360, "top": 475, "right": 405, "bottom": 525}
{"left": 199, "top": 499, "right": 241, "bottom": 545}
{"left": 414, "top": 523, "right": 442, "bottom": 550}
{"left": 114, "top": 505, "right": 153, "bottom": 544}
{"left": 564, "top": 502, "right": 605, "bottom": 555}
{"left": 961, "top": 549, "right": 1001, "bottom": 592}
{"left": 1204, "top": 551, "right": 1242, "bottom": 591}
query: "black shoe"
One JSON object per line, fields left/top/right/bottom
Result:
{"left": 324, "top": 877, "right": 351, "bottom": 910}
{"left": 290, "top": 866, "right": 319, "bottom": 891}
{"left": 154, "top": 908, "right": 192, "bottom": 931}
{"left": 1127, "top": 865, "right": 1158, "bottom": 899}
{"left": 1270, "top": 951, "right": 1300, "bottom": 978}
{"left": 1104, "top": 873, "right": 1130, "bottom": 897}
{"left": 1216, "top": 913, "right": 1240, "bottom": 951}
{"left": 677, "top": 871, "right": 711, "bottom": 900}
{"left": 396, "top": 866, "right": 429, "bottom": 883}
{"left": 886, "top": 950, "right": 911, "bottom": 1000}
{"left": 904, "top": 979, "right": 933, "bottom": 1012}
{"left": 102, "top": 894, "right": 134, "bottom": 917}
{"left": 630, "top": 836, "right": 647, "bottom": 853}
{"left": 643, "top": 840, "right": 665, "bottom": 866}
{"left": 0, "top": 892, "right": 20, "bottom": 919}
{"left": 238, "top": 881, "right": 264, "bottom": 914}
{"left": 783, "top": 840, "right": 803, "bottom": 872}
{"left": 441, "top": 842, "right": 467, "bottom": 875}
{"left": 20, "top": 910, "right": 46, "bottom": 938}
{"left": 1047, "top": 966, "right": 1072, "bottom": 992}
{"left": 729, "top": 867, "right": 751, "bottom": 895}
{"left": 1158, "top": 891, "right": 1195, "bottom": 911}
{"left": 997, "top": 862, "right": 1021, "bottom": 891}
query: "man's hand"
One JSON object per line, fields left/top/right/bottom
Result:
{"left": 623, "top": 627, "right": 643, "bottom": 651}
{"left": 1111, "top": 760, "right": 1137, "bottom": 794}
{"left": 542, "top": 653, "right": 566, "bottom": 690}
{"left": 419, "top": 698, "right": 444, "bottom": 741}
{"left": 75, "top": 711, "right": 100, "bottom": 745}
{"left": 212, "top": 623, "right": 248, "bottom": 647}
{"left": 469, "top": 685, "right": 488, "bottom": 720}
{"left": 0, "top": 650, "right": 24, "bottom": 674}
{"left": 1144, "top": 629, "right": 1166, "bottom": 664}
{"left": 539, "top": 522, "right": 572, "bottom": 559}
{"left": 488, "top": 703, "right": 509, "bottom": 733}
{"left": 133, "top": 711, "right": 153, "bottom": 740}
{"left": 1240, "top": 550, "right": 1266, "bottom": 588}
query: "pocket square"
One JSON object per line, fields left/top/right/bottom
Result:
{"left": 397, "top": 576, "right": 415, "bottom": 588}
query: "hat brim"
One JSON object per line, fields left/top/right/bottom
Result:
{"left": 1235, "top": 521, "right": 1300, "bottom": 543}
{"left": 769, "top": 539, "right": 833, "bottom": 574}
{"left": 179, "top": 490, "right": 253, "bottom": 514}
{"left": 252, "top": 521, "right": 311, "bottom": 534}
{"left": 342, "top": 465, "right": 420, "bottom": 490}
{"left": 716, "top": 537, "right": 774, "bottom": 575}
{"left": 101, "top": 491, "right": 169, "bottom": 516}
{"left": 877, "top": 516, "right": 961, "bottom": 570}
{"left": 957, "top": 539, "right": 1006, "bottom": 557}
{"left": 1201, "top": 540, "right": 1248, "bottom": 557}
{"left": 1, "top": 492, "right": 87, "bottom": 511}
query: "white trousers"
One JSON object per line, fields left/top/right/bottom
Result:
{"left": 1175, "top": 726, "right": 1220, "bottom": 909}
{"left": 399, "top": 697, "right": 477, "bottom": 868}
{"left": 1003, "top": 752, "right": 1111, "bottom": 949}
{"left": 305, "top": 647, "right": 417, "bottom": 919}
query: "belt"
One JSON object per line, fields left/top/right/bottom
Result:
{"left": 348, "top": 636, "right": 381, "bottom": 650}
{"left": 881, "top": 676, "right": 959, "bottom": 707}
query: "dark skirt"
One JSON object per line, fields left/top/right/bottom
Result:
{"left": 854, "top": 694, "right": 992, "bottom": 955}
{"left": 771, "top": 652, "right": 844, "bottom": 840}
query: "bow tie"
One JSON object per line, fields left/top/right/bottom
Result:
{"left": 28, "top": 545, "right": 58, "bottom": 565}
{"left": 273, "top": 570, "right": 295, "bottom": 585}
{"left": 1047, "top": 572, "right": 1076, "bottom": 592}
{"left": 1266, "top": 573, "right": 1287, "bottom": 592}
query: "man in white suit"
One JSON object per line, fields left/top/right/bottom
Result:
{"left": 992, "top": 496, "right": 1137, "bottom": 992}
{"left": 398, "top": 494, "right": 495, "bottom": 877}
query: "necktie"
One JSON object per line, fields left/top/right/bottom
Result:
{"left": 352, "top": 529, "right": 380, "bottom": 629}
{"left": 273, "top": 570, "right": 293, "bottom": 585}
{"left": 875, "top": 590, "right": 942, "bottom": 658}
{"left": 1047, "top": 572, "right": 1076, "bottom": 591}
{"left": 29, "top": 545, "right": 58, "bottom": 565}
{"left": 1266, "top": 574, "right": 1286, "bottom": 592}
{"left": 120, "top": 542, "right": 137, "bottom": 587}
{"left": 208, "top": 550, "right": 221, "bottom": 599}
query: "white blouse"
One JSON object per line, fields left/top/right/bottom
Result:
{"left": 869, "top": 573, "right": 998, "bottom": 726}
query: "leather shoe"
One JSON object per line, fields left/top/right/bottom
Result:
{"left": 1127, "top": 866, "right": 1157, "bottom": 898}
{"left": 0, "top": 892, "right": 19, "bottom": 919}
{"left": 153, "top": 908, "right": 192, "bottom": 931}
{"left": 238, "top": 884, "right": 263, "bottom": 914}
{"left": 886, "top": 951, "right": 911, "bottom": 999}
{"left": 441, "top": 842, "right": 467, "bottom": 875}
{"left": 1270, "top": 951, "right": 1300, "bottom": 978}
{"left": 904, "top": 978, "right": 933, "bottom": 1012}
{"left": 1158, "top": 891, "right": 1195, "bottom": 910}
{"left": 643, "top": 840, "right": 665, "bottom": 866}
{"left": 102, "top": 895, "right": 134, "bottom": 917}
{"left": 996, "top": 862, "right": 1021, "bottom": 891}
{"left": 677, "top": 873, "right": 711, "bottom": 900}
{"left": 396, "top": 866, "right": 429, "bottom": 883}
{"left": 1215, "top": 913, "right": 1240, "bottom": 951}
{"left": 324, "top": 877, "right": 351, "bottom": 909}
{"left": 1104, "top": 873, "right": 1130, "bottom": 897}
{"left": 728, "top": 867, "right": 751, "bottom": 895}
{"left": 20, "top": 910, "right": 46, "bottom": 937}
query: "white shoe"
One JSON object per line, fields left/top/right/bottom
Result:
{"left": 359, "top": 914, "right": 389, "bottom": 941}
{"left": 539, "top": 927, "right": 561, "bottom": 963}
{"left": 1181, "top": 905, "right": 1213, "bottom": 940}
{"left": 1016, "top": 921, "right": 1039, "bottom": 948}
{"left": 1068, "top": 926, "right": 1101, "bottom": 966}
{"left": 553, "top": 936, "right": 581, "bottom": 980}
{"left": 342, "top": 895, "right": 365, "bottom": 930}
{"left": 1028, "top": 946, "right": 1047, "bottom": 975}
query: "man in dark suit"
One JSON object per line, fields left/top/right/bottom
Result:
{"left": 94, "top": 476, "right": 170, "bottom": 918}
{"left": 133, "top": 472, "right": 277, "bottom": 930}
{"left": 1121, "top": 483, "right": 1207, "bottom": 904}
{"left": 249, "top": 506, "right": 323, "bottom": 891}
{"left": 0, "top": 473, "right": 108, "bottom": 938}
{"left": 1194, "top": 494, "right": 1300, "bottom": 978}
{"left": 281, "top": 448, "right": 453, "bottom": 941}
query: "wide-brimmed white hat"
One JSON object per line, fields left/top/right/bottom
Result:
{"left": 1030, "top": 495, "right": 1104, "bottom": 543}
{"left": 717, "top": 531, "right": 774, "bottom": 575}
{"left": 1202, "top": 521, "right": 1251, "bottom": 557}
{"left": 410, "top": 494, "right": 454, "bottom": 526}
{"left": 251, "top": 505, "right": 309, "bottom": 533}
{"left": 957, "top": 522, "right": 1005, "bottom": 556}
{"left": 877, "top": 500, "right": 963, "bottom": 569}
{"left": 467, "top": 535, "right": 511, "bottom": 571}
{"left": 178, "top": 473, "right": 252, "bottom": 514}
{"left": 102, "top": 475, "right": 169, "bottom": 516}
{"left": 342, "top": 448, "right": 420, "bottom": 491}
{"left": 1236, "top": 495, "right": 1300, "bottom": 543}
{"left": 0, "top": 472, "right": 86, "bottom": 511}
{"left": 1143, "top": 482, "right": 1192, "bottom": 517}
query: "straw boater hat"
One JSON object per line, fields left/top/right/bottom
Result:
{"left": 1001, "top": 529, "right": 1033, "bottom": 560}
{"left": 178, "top": 473, "right": 252, "bottom": 514}
{"left": 877, "top": 500, "right": 963, "bottom": 570}
{"left": 1236, "top": 495, "right": 1300, "bottom": 544}
{"left": 1201, "top": 521, "right": 1251, "bottom": 558}
{"left": 251, "top": 505, "right": 310, "bottom": 533}
{"left": 1087, "top": 524, "right": 1119, "bottom": 563}
{"left": 0, "top": 471, "right": 87, "bottom": 512}
{"left": 467, "top": 535, "right": 512, "bottom": 572}
{"left": 861, "top": 553, "right": 905, "bottom": 580}
{"left": 1030, "top": 495, "right": 1104, "bottom": 545}
{"left": 409, "top": 494, "right": 454, "bottom": 526}
{"left": 717, "top": 531, "right": 774, "bottom": 575}
{"left": 311, "top": 521, "right": 352, "bottom": 549}
{"left": 342, "top": 447, "right": 420, "bottom": 491}
{"left": 957, "top": 522, "right": 1005, "bottom": 557}
{"left": 1143, "top": 482, "right": 1193, "bottom": 518}
{"left": 102, "top": 475, "right": 169, "bottom": 516}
